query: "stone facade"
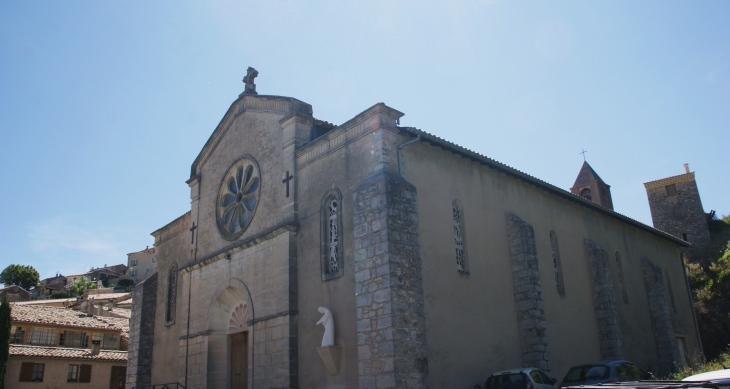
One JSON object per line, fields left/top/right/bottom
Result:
{"left": 353, "top": 170, "right": 429, "bottom": 389}
{"left": 584, "top": 240, "right": 623, "bottom": 360}
{"left": 644, "top": 170, "right": 710, "bottom": 248}
{"left": 506, "top": 213, "right": 551, "bottom": 371}
{"left": 126, "top": 272, "right": 157, "bottom": 388}
{"left": 641, "top": 257, "right": 679, "bottom": 375}
{"left": 129, "top": 73, "right": 703, "bottom": 389}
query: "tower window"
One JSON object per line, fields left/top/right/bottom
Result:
{"left": 665, "top": 184, "right": 677, "bottom": 196}
{"left": 452, "top": 200, "right": 468, "bottom": 272}
{"left": 682, "top": 233, "right": 688, "bottom": 241}
{"left": 580, "top": 188, "right": 592, "bottom": 201}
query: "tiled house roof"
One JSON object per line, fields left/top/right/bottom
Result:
{"left": 9, "top": 345, "right": 127, "bottom": 362}
{"left": 10, "top": 304, "right": 128, "bottom": 333}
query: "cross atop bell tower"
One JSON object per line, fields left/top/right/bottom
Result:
{"left": 570, "top": 161, "right": 614, "bottom": 210}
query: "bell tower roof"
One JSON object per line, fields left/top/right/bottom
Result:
{"left": 570, "top": 161, "right": 614, "bottom": 210}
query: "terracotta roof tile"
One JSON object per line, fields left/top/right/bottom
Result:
{"left": 9, "top": 345, "right": 127, "bottom": 362}
{"left": 10, "top": 304, "right": 128, "bottom": 333}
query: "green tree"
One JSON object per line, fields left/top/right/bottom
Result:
{"left": 0, "top": 265, "right": 39, "bottom": 290}
{"left": 0, "top": 296, "right": 11, "bottom": 389}
{"left": 50, "top": 291, "right": 69, "bottom": 299}
{"left": 68, "top": 278, "right": 96, "bottom": 296}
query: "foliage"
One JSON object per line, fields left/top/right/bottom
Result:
{"left": 0, "top": 296, "right": 12, "bottom": 389}
{"left": 117, "top": 279, "right": 134, "bottom": 287}
{"left": 685, "top": 215, "right": 730, "bottom": 360}
{"left": 68, "top": 278, "right": 97, "bottom": 296}
{"left": 50, "top": 291, "right": 69, "bottom": 299}
{"left": 0, "top": 264, "right": 39, "bottom": 290}
{"left": 665, "top": 348, "right": 730, "bottom": 380}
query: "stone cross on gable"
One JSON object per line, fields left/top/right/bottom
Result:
{"left": 242, "top": 67, "right": 259, "bottom": 95}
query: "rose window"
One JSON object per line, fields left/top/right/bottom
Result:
{"left": 216, "top": 157, "right": 261, "bottom": 240}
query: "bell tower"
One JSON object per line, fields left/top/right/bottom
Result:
{"left": 570, "top": 161, "right": 614, "bottom": 210}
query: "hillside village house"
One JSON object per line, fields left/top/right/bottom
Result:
{"left": 0, "top": 285, "right": 31, "bottom": 302}
{"left": 127, "top": 246, "right": 157, "bottom": 284}
{"left": 5, "top": 304, "right": 129, "bottom": 388}
{"left": 127, "top": 69, "right": 701, "bottom": 389}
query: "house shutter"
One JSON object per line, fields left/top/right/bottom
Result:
{"left": 79, "top": 364, "right": 92, "bottom": 383}
{"left": 19, "top": 362, "right": 34, "bottom": 382}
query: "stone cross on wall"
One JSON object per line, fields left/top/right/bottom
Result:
{"left": 242, "top": 67, "right": 259, "bottom": 95}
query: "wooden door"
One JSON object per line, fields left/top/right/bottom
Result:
{"left": 230, "top": 331, "right": 248, "bottom": 389}
{"left": 109, "top": 366, "right": 126, "bottom": 389}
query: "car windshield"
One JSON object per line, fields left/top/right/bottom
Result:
{"left": 563, "top": 365, "right": 610, "bottom": 383}
{"left": 487, "top": 373, "right": 529, "bottom": 389}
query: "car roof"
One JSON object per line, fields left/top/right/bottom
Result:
{"left": 682, "top": 369, "right": 730, "bottom": 382}
{"left": 491, "top": 368, "right": 535, "bottom": 376}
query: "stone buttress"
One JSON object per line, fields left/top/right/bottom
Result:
{"left": 353, "top": 170, "right": 429, "bottom": 389}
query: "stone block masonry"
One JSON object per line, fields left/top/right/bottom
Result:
{"left": 644, "top": 173, "right": 710, "bottom": 248}
{"left": 584, "top": 240, "right": 623, "bottom": 360}
{"left": 126, "top": 272, "right": 158, "bottom": 389}
{"left": 353, "top": 170, "right": 429, "bottom": 389}
{"left": 506, "top": 214, "right": 551, "bottom": 372}
{"left": 641, "top": 257, "right": 679, "bottom": 375}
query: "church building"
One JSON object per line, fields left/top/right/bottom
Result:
{"left": 126, "top": 69, "right": 701, "bottom": 389}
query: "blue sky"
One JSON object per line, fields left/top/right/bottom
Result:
{"left": 1, "top": 1, "right": 728, "bottom": 281}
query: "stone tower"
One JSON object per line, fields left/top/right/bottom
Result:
{"left": 570, "top": 161, "right": 614, "bottom": 210}
{"left": 644, "top": 164, "right": 711, "bottom": 247}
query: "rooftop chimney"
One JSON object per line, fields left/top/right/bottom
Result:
{"left": 684, "top": 163, "right": 690, "bottom": 174}
{"left": 91, "top": 340, "right": 101, "bottom": 355}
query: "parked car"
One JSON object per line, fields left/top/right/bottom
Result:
{"left": 486, "top": 368, "right": 558, "bottom": 389}
{"left": 683, "top": 368, "right": 730, "bottom": 389}
{"left": 559, "top": 360, "right": 652, "bottom": 389}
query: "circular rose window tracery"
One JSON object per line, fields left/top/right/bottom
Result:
{"left": 216, "top": 157, "right": 261, "bottom": 240}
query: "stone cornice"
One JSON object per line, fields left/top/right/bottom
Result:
{"left": 180, "top": 221, "right": 299, "bottom": 274}
{"left": 644, "top": 172, "right": 695, "bottom": 189}
{"left": 190, "top": 95, "right": 312, "bottom": 178}
{"left": 295, "top": 103, "right": 403, "bottom": 169}
{"left": 151, "top": 211, "right": 191, "bottom": 245}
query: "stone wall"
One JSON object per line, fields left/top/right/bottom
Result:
{"left": 584, "top": 240, "right": 623, "bottom": 360}
{"left": 353, "top": 170, "right": 429, "bottom": 389}
{"left": 505, "top": 213, "right": 551, "bottom": 371}
{"left": 126, "top": 272, "right": 158, "bottom": 389}
{"left": 645, "top": 173, "right": 710, "bottom": 248}
{"left": 641, "top": 257, "right": 679, "bottom": 375}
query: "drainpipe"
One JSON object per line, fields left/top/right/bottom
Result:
{"left": 397, "top": 133, "right": 421, "bottom": 176}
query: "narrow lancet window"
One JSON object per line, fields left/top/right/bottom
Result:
{"left": 166, "top": 265, "right": 177, "bottom": 323}
{"left": 452, "top": 201, "right": 467, "bottom": 272}
{"left": 328, "top": 198, "right": 340, "bottom": 274}
{"left": 550, "top": 231, "right": 565, "bottom": 295}
{"left": 321, "top": 189, "right": 344, "bottom": 281}
{"left": 615, "top": 251, "right": 629, "bottom": 303}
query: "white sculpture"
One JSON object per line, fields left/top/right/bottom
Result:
{"left": 316, "top": 306, "right": 335, "bottom": 347}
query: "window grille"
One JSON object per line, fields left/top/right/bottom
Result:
{"left": 550, "top": 231, "right": 565, "bottom": 295}
{"left": 452, "top": 201, "right": 466, "bottom": 272}
{"left": 92, "top": 333, "right": 119, "bottom": 350}
{"left": 60, "top": 330, "right": 89, "bottom": 348}
{"left": 166, "top": 265, "right": 177, "bottom": 323}
{"left": 327, "top": 198, "right": 340, "bottom": 274}
{"left": 11, "top": 326, "right": 25, "bottom": 344}
{"left": 27, "top": 327, "right": 57, "bottom": 346}
{"left": 615, "top": 251, "right": 629, "bottom": 303}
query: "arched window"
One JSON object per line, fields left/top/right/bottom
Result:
{"left": 549, "top": 231, "right": 565, "bottom": 295}
{"left": 580, "top": 188, "right": 592, "bottom": 201}
{"left": 165, "top": 264, "right": 177, "bottom": 323}
{"left": 321, "top": 189, "right": 343, "bottom": 281}
{"left": 615, "top": 251, "right": 628, "bottom": 303}
{"left": 452, "top": 200, "right": 468, "bottom": 272}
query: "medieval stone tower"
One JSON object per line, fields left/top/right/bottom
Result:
{"left": 570, "top": 161, "right": 614, "bottom": 210}
{"left": 644, "top": 164, "right": 711, "bottom": 248}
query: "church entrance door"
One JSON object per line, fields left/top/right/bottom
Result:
{"left": 230, "top": 331, "right": 248, "bottom": 389}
